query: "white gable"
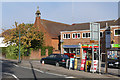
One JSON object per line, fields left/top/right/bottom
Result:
{"left": 0, "top": 37, "right": 8, "bottom": 47}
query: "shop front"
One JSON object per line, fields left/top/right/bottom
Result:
{"left": 63, "top": 45, "right": 81, "bottom": 58}
{"left": 81, "top": 44, "right": 99, "bottom": 72}
{"left": 82, "top": 44, "right": 99, "bottom": 60}
{"left": 107, "top": 44, "right": 120, "bottom": 68}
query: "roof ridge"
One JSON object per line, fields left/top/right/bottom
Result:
{"left": 41, "top": 19, "right": 70, "bottom": 26}
{"left": 71, "top": 19, "right": 115, "bottom": 25}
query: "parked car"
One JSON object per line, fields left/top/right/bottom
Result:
{"left": 108, "top": 61, "right": 120, "bottom": 68}
{"left": 40, "top": 54, "right": 69, "bottom": 67}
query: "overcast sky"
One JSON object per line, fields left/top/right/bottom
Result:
{"left": 1, "top": 2, "right": 118, "bottom": 33}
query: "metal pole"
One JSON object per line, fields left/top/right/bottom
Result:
{"left": 61, "top": 43, "right": 62, "bottom": 54}
{"left": 92, "top": 43, "right": 94, "bottom": 73}
{"left": 61, "top": 32, "right": 62, "bottom": 54}
{"left": 105, "top": 50, "right": 108, "bottom": 73}
{"left": 98, "top": 24, "right": 101, "bottom": 74}
{"left": 18, "top": 30, "right": 21, "bottom": 63}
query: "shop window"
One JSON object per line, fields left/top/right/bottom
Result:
{"left": 72, "top": 33, "right": 80, "bottom": 39}
{"left": 64, "top": 48, "right": 69, "bottom": 53}
{"left": 82, "top": 33, "right": 90, "bottom": 38}
{"left": 70, "top": 48, "right": 76, "bottom": 53}
{"left": 63, "top": 34, "right": 70, "bottom": 39}
{"left": 76, "top": 48, "right": 80, "bottom": 55}
{"left": 114, "top": 29, "right": 120, "bottom": 36}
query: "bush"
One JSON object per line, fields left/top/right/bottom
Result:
{"left": 5, "top": 45, "right": 18, "bottom": 59}
{"left": 5, "top": 44, "right": 30, "bottom": 59}
{"left": 41, "top": 46, "right": 53, "bottom": 56}
{"left": 2, "top": 47, "right": 7, "bottom": 55}
{"left": 41, "top": 47, "right": 46, "bottom": 56}
{"left": 46, "top": 46, "right": 53, "bottom": 55}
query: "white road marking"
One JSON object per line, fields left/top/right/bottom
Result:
{"left": 33, "top": 68, "right": 44, "bottom": 73}
{"left": 65, "top": 76, "right": 76, "bottom": 78}
{"left": 14, "top": 63, "right": 76, "bottom": 78}
{"left": 18, "top": 65, "right": 32, "bottom": 70}
{"left": 14, "top": 64, "right": 44, "bottom": 73}
{"left": 13, "top": 64, "right": 19, "bottom": 67}
{"left": 3, "top": 72, "right": 19, "bottom": 80}
{"left": 45, "top": 72, "right": 68, "bottom": 77}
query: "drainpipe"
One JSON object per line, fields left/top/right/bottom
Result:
{"left": 61, "top": 32, "right": 62, "bottom": 54}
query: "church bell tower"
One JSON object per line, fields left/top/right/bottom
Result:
{"left": 35, "top": 6, "right": 41, "bottom": 17}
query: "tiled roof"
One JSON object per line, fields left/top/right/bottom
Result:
{"left": 2, "top": 18, "right": 119, "bottom": 39}
{"left": 41, "top": 19, "right": 117, "bottom": 38}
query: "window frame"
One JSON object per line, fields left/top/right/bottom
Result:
{"left": 82, "top": 32, "right": 90, "bottom": 38}
{"left": 72, "top": 33, "right": 81, "bottom": 39}
{"left": 63, "top": 34, "right": 71, "bottom": 39}
{"left": 82, "top": 33, "right": 86, "bottom": 38}
{"left": 114, "top": 29, "right": 120, "bottom": 36}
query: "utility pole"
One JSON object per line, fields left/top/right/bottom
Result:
{"left": 92, "top": 43, "right": 94, "bottom": 73}
{"left": 18, "top": 30, "right": 21, "bottom": 63}
{"left": 98, "top": 24, "right": 101, "bottom": 74}
{"left": 105, "top": 49, "right": 108, "bottom": 73}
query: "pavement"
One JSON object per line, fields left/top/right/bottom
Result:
{"left": 1, "top": 59, "right": 119, "bottom": 79}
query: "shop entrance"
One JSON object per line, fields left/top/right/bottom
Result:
{"left": 83, "top": 48, "right": 98, "bottom": 60}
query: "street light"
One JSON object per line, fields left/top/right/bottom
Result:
{"left": 18, "top": 30, "right": 21, "bottom": 63}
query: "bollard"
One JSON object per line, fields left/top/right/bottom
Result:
{"left": 74, "top": 58, "right": 77, "bottom": 70}
{"left": 66, "top": 59, "right": 69, "bottom": 68}
{"left": 42, "top": 60, "right": 44, "bottom": 65}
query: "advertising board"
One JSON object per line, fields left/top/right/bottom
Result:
{"left": 107, "top": 51, "right": 118, "bottom": 59}
{"left": 90, "top": 60, "right": 98, "bottom": 72}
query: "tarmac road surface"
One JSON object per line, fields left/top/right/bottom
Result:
{"left": 1, "top": 60, "right": 68, "bottom": 79}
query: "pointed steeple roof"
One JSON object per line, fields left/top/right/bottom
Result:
{"left": 35, "top": 6, "right": 41, "bottom": 17}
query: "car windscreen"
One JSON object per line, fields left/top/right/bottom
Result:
{"left": 48, "top": 54, "right": 57, "bottom": 58}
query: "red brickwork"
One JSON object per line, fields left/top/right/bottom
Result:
{"left": 30, "top": 49, "right": 41, "bottom": 59}
{"left": 29, "top": 49, "right": 50, "bottom": 59}
{"left": 45, "top": 49, "right": 48, "bottom": 56}
{"left": 111, "top": 27, "right": 120, "bottom": 44}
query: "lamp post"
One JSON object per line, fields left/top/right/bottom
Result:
{"left": 18, "top": 30, "right": 21, "bottom": 63}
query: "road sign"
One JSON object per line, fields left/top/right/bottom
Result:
{"left": 90, "top": 22, "right": 101, "bottom": 74}
{"left": 90, "top": 23, "right": 100, "bottom": 41}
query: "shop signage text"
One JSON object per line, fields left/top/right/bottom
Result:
{"left": 82, "top": 44, "right": 99, "bottom": 48}
{"left": 111, "top": 44, "right": 120, "bottom": 48}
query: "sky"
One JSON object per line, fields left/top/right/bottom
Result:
{"left": 1, "top": 2, "right": 119, "bottom": 33}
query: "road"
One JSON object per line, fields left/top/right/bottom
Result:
{"left": 1, "top": 60, "right": 69, "bottom": 79}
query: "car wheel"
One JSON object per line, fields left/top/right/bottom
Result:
{"left": 55, "top": 62, "right": 59, "bottom": 67}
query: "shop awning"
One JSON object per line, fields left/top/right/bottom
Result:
{"left": 63, "top": 45, "right": 81, "bottom": 48}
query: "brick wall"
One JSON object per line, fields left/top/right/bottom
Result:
{"left": 52, "top": 39, "right": 59, "bottom": 50}
{"left": 61, "top": 30, "right": 106, "bottom": 52}
{"left": 30, "top": 49, "right": 41, "bottom": 59}
{"left": 111, "top": 27, "right": 120, "bottom": 44}
{"left": 29, "top": 49, "right": 49, "bottom": 60}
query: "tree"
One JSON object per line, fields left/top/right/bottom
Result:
{"left": 3, "top": 22, "right": 44, "bottom": 56}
